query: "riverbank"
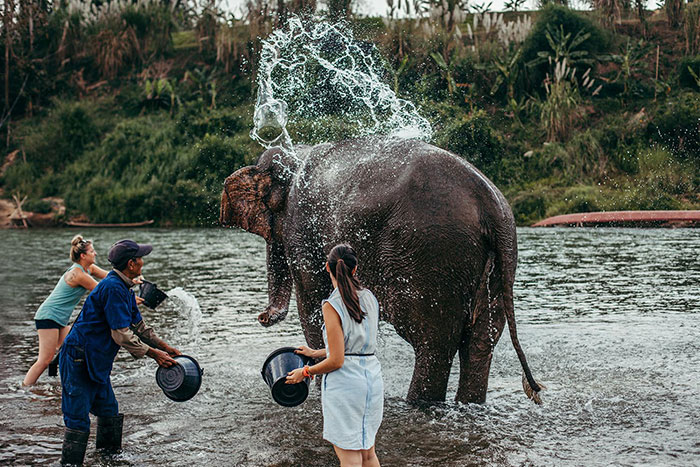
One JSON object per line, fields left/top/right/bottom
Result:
{"left": 1, "top": 6, "right": 698, "bottom": 226}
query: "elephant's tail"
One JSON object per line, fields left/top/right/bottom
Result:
{"left": 501, "top": 265, "right": 544, "bottom": 404}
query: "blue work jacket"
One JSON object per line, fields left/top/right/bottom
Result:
{"left": 64, "top": 271, "right": 143, "bottom": 384}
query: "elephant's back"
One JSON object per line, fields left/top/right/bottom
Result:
{"left": 300, "top": 138, "right": 509, "bottom": 228}
{"left": 295, "top": 137, "right": 510, "bottom": 273}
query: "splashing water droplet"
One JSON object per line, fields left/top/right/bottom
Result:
{"left": 251, "top": 16, "right": 432, "bottom": 168}
{"left": 167, "top": 287, "right": 202, "bottom": 348}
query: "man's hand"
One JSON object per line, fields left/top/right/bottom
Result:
{"left": 147, "top": 347, "right": 177, "bottom": 367}
{"left": 135, "top": 296, "right": 145, "bottom": 305}
{"left": 164, "top": 344, "right": 182, "bottom": 357}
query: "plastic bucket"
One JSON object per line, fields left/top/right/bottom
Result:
{"left": 261, "top": 347, "right": 312, "bottom": 407}
{"left": 139, "top": 280, "right": 168, "bottom": 309}
{"left": 156, "top": 355, "right": 203, "bottom": 402}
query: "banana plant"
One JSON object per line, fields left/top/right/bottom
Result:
{"left": 489, "top": 48, "right": 525, "bottom": 124}
{"left": 393, "top": 56, "right": 410, "bottom": 94}
{"left": 504, "top": 0, "right": 526, "bottom": 11}
{"left": 430, "top": 52, "right": 457, "bottom": 96}
{"left": 142, "top": 78, "right": 180, "bottom": 116}
{"left": 184, "top": 67, "right": 219, "bottom": 109}
{"left": 490, "top": 47, "right": 523, "bottom": 99}
{"left": 686, "top": 65, "right": 700, "bottom": 88}
{"left": 526, "top": 25, "right": 593, "bottom": 70}
{"left": 603, "top": 38, "right": 652, "bottom": 99}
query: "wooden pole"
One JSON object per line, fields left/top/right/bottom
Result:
{"left": 654, "top": 44, "right": 660, "bottom": 101}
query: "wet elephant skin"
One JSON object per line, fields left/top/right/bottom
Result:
{"left": 220, "top": 137, "right": 540, "bottom": 404}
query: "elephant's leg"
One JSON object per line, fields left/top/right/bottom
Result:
{"left": 297, "top": 291, "right": 326, "bottom": 351}
{"left": 406, "top": 340, "right": 457, "bottom": 403}
{"left": 456, "top": 295, "right": 506, "bottom": 404}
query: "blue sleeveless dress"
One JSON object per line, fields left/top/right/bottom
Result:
{"left": 321, "top": 287, "right": 384, "bottom": 450}
{"left": 34, "top": 264, "right": 88, "bottom": 327}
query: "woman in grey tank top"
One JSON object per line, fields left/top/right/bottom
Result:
{"left": 22, "top": 235, "right": 109, "bottom": 386}
{"left": 286, "top": 244, "right": 384, "bottom": 467}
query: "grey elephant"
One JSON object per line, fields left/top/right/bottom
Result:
{"left": 220, "top": 137, "right": 542, "bottom": 404}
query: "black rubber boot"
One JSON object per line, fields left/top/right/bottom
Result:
{"left": 95, "top": 413, "right": 124, "bottom": 452}
{"left": 61, "top": 428, "right": 89, "bottom": 465}
{"left": 48, "top": 354, "right": 59, "bottom": 376}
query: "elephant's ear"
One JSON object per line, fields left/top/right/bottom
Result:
{"left": 221, "top": 166, "right": 276, "bottom": 241}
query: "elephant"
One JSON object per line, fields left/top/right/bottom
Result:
{"left": 220, "top": 137, "right": 542, "bottom": 404}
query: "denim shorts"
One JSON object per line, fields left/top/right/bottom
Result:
{"left": 35, "top": 319, "right": 63, "bottom": 330}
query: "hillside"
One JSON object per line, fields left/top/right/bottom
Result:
{"left": 1, "top": 3, "right": 698, "bottom": 226}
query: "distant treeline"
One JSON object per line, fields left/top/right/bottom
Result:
{"left": 0, "top": 0, "right": 698, "bottom": 225}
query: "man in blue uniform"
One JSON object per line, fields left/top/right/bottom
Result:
{"left": 59, "top": 239, "right": 180, "bottom": 465}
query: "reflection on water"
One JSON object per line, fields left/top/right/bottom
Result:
{"left": 0, "top": 227, "right": 698, "bottom": 466}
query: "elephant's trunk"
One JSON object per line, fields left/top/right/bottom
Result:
{"left": 258, "top": 242, "right": 292, "bottom": 327}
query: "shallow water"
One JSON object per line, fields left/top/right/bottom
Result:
{"left": 0, "top": 227, "right": 698, "bottom": 466}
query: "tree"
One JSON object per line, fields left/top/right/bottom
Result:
{"left": 666, "top": 0, "right": 684, "bottom": 29}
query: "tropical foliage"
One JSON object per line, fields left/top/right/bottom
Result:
{"left": 0, "top": 0, "right": 697, "bottom": 226}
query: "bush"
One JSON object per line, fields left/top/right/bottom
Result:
{"left": 176, "top": 105, "right": 247, "bottom": 140}
{"left": 510, "top": 188, "right": 550, "bottom": 225}
{"left": 1, "top": 162, "right": 41, "bottom": 195}
{"left": 184, "top": 133, "right": 248, "bottom": 191}
{"left": 647, "top": 92, "right": 700, "bottom": 161}
{"left": 23, "top": 198, "right": 53, "bottom": 214}
{"left": 18, "top": 100, "right": 102, "bottom": 173}
{"left": 521, "top": 4, "right": 611, "bottom": 92}
{"left": 545, "top": 185, "right": 602, "bottom": 216}
{"left": 677, "top": 56, "right": 700, "bottom": 89}
{"left": 434, "top": 110, "right": 504, "bottom": 180}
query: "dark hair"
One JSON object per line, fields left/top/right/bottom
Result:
{"left": 327, "top": 244, "right": 364, "bottom": 323}
{"left": 70, "top": 235, "right": 92, "bottom": 263}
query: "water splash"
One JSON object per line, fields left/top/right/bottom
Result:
{"left": 251, "top": 17, "right": 432, "bottom": 164}
{"left": 167, "top": 288, "right": 202, "bottom": 347}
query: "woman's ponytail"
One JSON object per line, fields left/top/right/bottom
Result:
{"left": 70, "top": 234, "right": 92, "bottom": 262}
{"left": 328, "top": 244, "right": 364, "bottom": 323}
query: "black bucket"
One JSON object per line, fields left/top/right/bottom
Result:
{"left": 261, "top": 347, "right": 313, "bottom": 407}
{"left": 139, "top": 280, "right": 168, "bottom": 309}
{"left": 156, "top": 355, "right": 203, "bottom": 402}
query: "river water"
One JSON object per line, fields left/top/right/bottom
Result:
{"left": 0, "top": 227, "right": 698, "bottom": 466}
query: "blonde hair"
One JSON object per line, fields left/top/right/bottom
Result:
{"left": 70, "top": 235, "right": 93, "bottom": 263}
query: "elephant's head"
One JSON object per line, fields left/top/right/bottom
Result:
{"left": 220, "top": 148, "right": 297, "bottom": 327}
{"left": 220, "top": 148, "right": 292, "bottom": 242}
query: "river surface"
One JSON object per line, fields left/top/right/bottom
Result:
{"left": 0, "top": 227, "right": 698, "bottom": 466}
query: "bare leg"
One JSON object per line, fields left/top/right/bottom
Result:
{"left": 361, "top": 446, "right": 380, "bottom": 467}
{"left": 333, "top": 445, "right": 363, "bottom": 467}
{"left": 23, "top": 329, "right": 60, "bottom": 386}
{"left": 57, "top": 325, "right": 71, "bottom": 349}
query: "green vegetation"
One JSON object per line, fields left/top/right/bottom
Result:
{"left": 1, "top": 1, "right": 698, "bottom": 226}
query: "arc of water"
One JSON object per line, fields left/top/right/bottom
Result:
{"left": 250, "top": 16, "right": 433, "bottom": 178}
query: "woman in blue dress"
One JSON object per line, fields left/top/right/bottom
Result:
{"left": 22, "top": 235, "right": 109, "bottom": 386}
{"left": 287, "top": 244, "right": 384, "bottom": 467}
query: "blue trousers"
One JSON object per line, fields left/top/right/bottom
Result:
{"left": 59, "top": 344, "right": 119, "bottom": 432}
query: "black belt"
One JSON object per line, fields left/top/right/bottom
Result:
{"left": 345, "top": 353, "right": 375, "bottom": 356}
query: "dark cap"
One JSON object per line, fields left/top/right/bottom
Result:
{"left": 108, "top": 239, "right": 153, "bottom": 269}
